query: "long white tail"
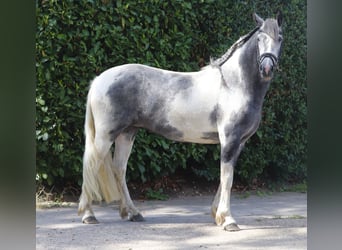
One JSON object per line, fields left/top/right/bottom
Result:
{"left": 78, "top": 87, "right": 120, "bottom": 215}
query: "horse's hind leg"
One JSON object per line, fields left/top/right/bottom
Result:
{"left": 112, "top": 128, "right": 144, "bottom": 222}
{"left": 79, "top": 131, "right": 118, "bottom": 224}
{"left": 80, "top": 203, "right": 99, "bottom": 224}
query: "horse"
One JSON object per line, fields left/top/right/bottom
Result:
{"left": 78, "top": 11, "right": 283, "bottom": 231}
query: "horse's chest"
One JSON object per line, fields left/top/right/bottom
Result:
{"left": 220, "top": 91, "right": 261, "bottom": 135}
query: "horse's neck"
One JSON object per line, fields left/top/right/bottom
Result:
{"left": 221, "top": 39, "right": 270, "bottom": 107}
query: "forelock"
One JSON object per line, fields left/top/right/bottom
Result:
{"left": 260, "top": 18, "right": 281, "bottom": 39}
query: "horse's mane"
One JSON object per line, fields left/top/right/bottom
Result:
{"left": 210, "top": 26, "right": 260, "bottom": 67}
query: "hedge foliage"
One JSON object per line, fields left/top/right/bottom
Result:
{"left": 36, "top": 0, "right": 307, "bottom": 188}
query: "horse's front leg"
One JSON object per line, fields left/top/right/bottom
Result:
{"left": 215, "top": 136, "right": 242, "bottom": 231}
{"left": 211, "top": 183, "right": 221, "bottom": 219}
{"left": 216, "top": 160, "right": 240, "bottom": 231}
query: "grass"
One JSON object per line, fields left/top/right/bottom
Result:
{"left": 281, "top": 182, "right": 307, "bottom": 193}
{"left": 235, "top": 181, "right": 307, "bottom": 199}
{"left": 265, "top": 181, "right": 307, "bottom": 193}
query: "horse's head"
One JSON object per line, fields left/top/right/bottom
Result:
{"left": 254, "top": 11, "right": 283, "bottom": 81}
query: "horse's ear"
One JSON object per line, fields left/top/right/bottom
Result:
{"left": 253, "top": 13, "right": 264, "bottom": 27}
{"left": 276, "top": 10, "right": 283, "bottom": 27}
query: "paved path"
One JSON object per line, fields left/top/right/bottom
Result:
{"left": 36, "top": 192, "right": 307, "bottom": 250}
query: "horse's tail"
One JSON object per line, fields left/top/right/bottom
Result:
{"left": 78, "top": 84, "right": 120, "bottom": 215}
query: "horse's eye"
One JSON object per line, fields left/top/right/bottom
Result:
{"left": 278, "top": 36, "right": 283, "bottom": 42}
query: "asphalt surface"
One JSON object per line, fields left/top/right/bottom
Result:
{"left": 36, "top": 192, "right": 307, "bottom": 250}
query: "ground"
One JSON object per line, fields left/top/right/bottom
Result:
{"left": 36, "top": 192, "right": 307, "bottom": 250}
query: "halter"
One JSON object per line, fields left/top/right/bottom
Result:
{"left": 258, "top": 52, "right": 278, "bottom": 68}
{"left": 256, "top": 30, "right": 280, "bottom": 69}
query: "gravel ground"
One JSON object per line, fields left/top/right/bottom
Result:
{"left": 36, "top": 192, "right": 307, "bottom": 250}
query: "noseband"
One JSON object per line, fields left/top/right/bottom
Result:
{"left": 258, "top": 52, "right": 278, "bottom": 68}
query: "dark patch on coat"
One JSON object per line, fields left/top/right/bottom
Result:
{"left": 106, "top": 65, "right": 192, "bottom": 141}
{"left": 221, "top": 135, "right": 240, "bottom": 164}
{"left": 209, "top": 104, "right": 222, "bottom": 126}
{"left": 153, "top": 122, "right": 184, "bottom": 140}
{"left": 237, "top": 34, "right": 270, "bottom": 103}
{"left": 220, "top": 107, "right": 261, "bottom": 164}
{"left": 106, "top": 74, "right": 141, "bottom": 140}
{"left": 170, "top": 75, "right": 194, "bottom": 92}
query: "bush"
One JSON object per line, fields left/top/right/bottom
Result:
{"left": 36, "top": 0, "right": 306, "bottom": 188}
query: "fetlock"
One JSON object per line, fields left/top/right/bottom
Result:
{"left": 119, "top": 205, "right": 129, "bottom": 219}
{"left": 215, "top": 213, "right": 225, "bottom": 226}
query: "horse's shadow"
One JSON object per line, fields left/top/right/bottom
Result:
{"left": 98, "top": 209, "right": 306, "bottom": 231}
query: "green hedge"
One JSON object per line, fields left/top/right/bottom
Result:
{"left": 36, "top": 0, "right": 307, "bottom": 187}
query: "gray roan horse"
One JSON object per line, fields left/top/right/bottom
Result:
{"left": 78, "top": 12, "right": 283, "bottom": 231}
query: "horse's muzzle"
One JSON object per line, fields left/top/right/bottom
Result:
{"left": 259, "top": 57, "right": 274, "bottom": 78}
{"left": 258, "top": 53, "right": 278, "bottom": 80}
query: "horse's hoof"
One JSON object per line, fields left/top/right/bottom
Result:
{"left": 130, "top": 213, "right": 145, "bottom": 222}
{"left": 82, "top": 216, "right": 99, "bottom": 224}
{"left": 224, "top": 223, "right": 240, "bottom": 232}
